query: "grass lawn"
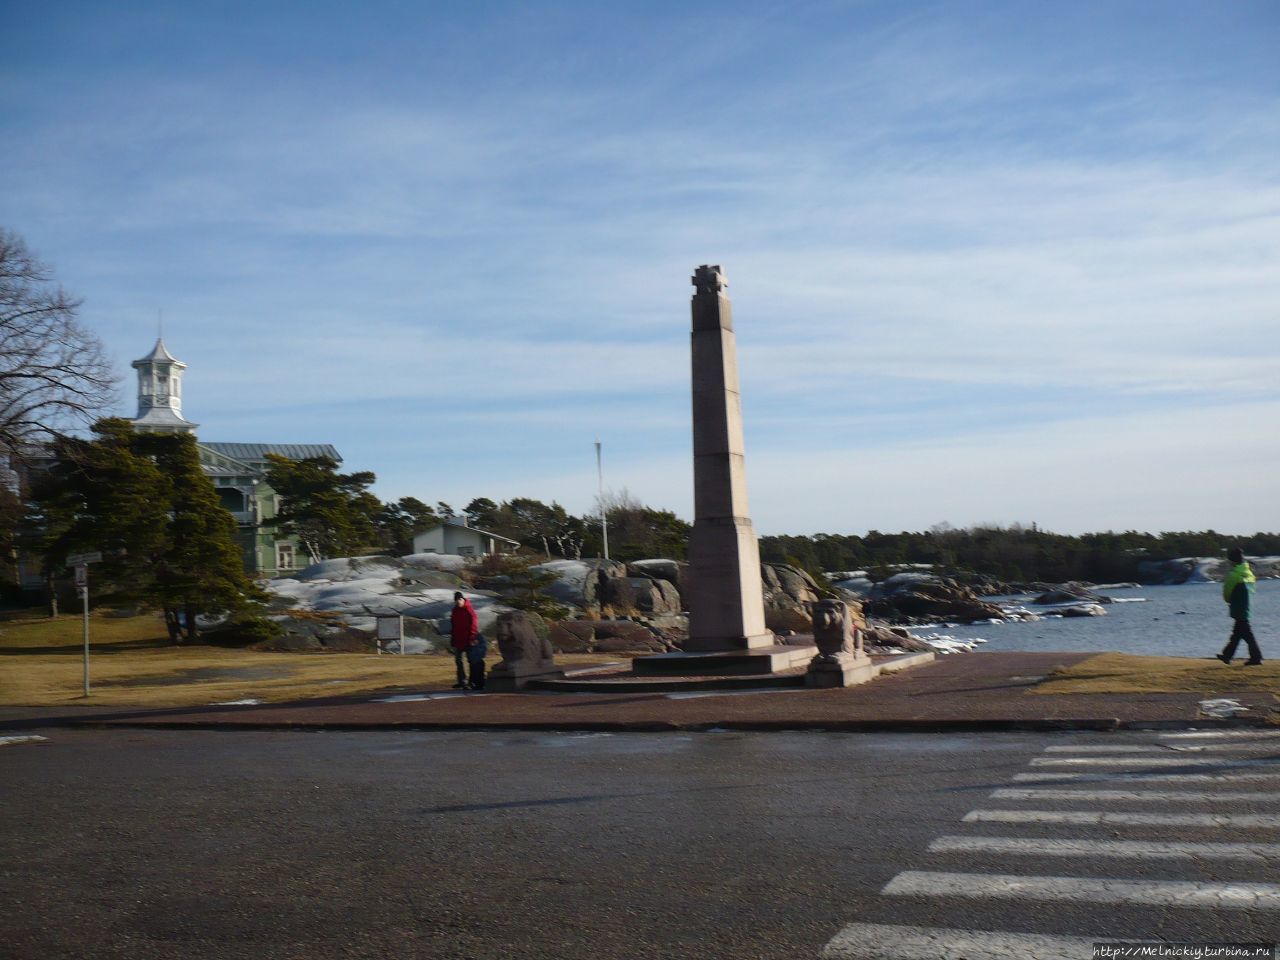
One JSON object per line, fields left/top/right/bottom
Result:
{"left": 0, "top": 611, "right": 620, "bottom": 708}
{"left": 1036, "top": 651, "right": 1280, "bottom": 697}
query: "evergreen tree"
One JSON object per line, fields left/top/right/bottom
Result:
{"left": 263, "top": 454, "right": 379, "bottom": 562}
{"left": 26, "top": 419, "right": 170, "bottom": 612}
{"left": 140, "top": 432, "right": 266, "bottom": 641}
{"left": 25, "top": 420, "right": 266, "bottom": 639}
{"left": 463, "top": 497, "right": 499, "bottom": 529}
{"left": 376, "top": 496, "right": 438, "bottom": 555}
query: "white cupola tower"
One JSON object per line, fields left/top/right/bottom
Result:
{"left": 130, "top": 338, "right": 198, "bottom": 434}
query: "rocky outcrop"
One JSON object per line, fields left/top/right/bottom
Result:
{"left": 534, "top": 557, "right": 854, "bottom": 628}
{"left": 532, "top": 559, "right": 629, "bottom": 609}
{"left": 547, "top": 619, "right": 673, "bottom": 654}
{"left": 866, "top": 573, "right": 1009, "bottom": 625}
{"left": 761, "top": 563, "right": 822, "bottom": 609}
{"left": 602, "top": 576, "right": 682, "bottom": 615}
{"left": 1033, "top": 582, "right": 1108, "bottom": 605}
{"left": 1050, "top": 603, "right": 1107, "bottom": 618}
{"left": 760, "top": 562, "right": 867, "bottom": 632}
{"left": 628, "top": 559, "right": 687, "bottom": 595}
{"left": 862, "top": 624, "right": 935, "bottom": 653}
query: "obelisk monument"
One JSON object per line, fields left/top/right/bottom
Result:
{"left": 685, "top": 265, "right": 774, "bottom": 652}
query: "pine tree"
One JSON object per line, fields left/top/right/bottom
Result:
{"left": 26, "top": 420, "right": 267, "bottom": 640}
{"left": 263, "top": 454, "right": 379, "bottom": 562}
{"left": 26, "top": 419, "right": 170, "bottom": 612}
{"left": 139, "top": 431, "right": 265, "bottom": 641}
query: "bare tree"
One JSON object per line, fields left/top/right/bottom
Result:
{"left": 0, "top": 229, "right": 115, "bottom": 455}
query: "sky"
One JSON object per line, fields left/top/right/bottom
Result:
{"left": 2, "top": 0, "right": 1278, "bottom": 537}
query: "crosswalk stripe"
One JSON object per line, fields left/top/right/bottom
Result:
{"left": 1013, "top": 771, "right": 1280, "bottom": 783}
{"left": 821, "top": 921, "right": 1096, "bottom": 959}
{"left": 929, "top": 835, "right": 1280, "bottom": 861}
{"left": 1031, "top": 756, "right": 1280, "bottom": 767}
{"left": 1044, "top": 744, "right": 1169, "bottom": 752}
{"left": 964, "top": 809, "right": 1280, "bottom": 828}
{"left": 991, "top": 787, "right": 1280, "bottom": 803}
{"left": 882, "top": 870, "right": 1280, "bottom": 910}
{"left": 1045, "top": 744, "right": 1280, "bottom": 754}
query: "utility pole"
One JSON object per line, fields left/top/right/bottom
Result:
{"left": 595, "top": 439, "right": 609, "bottom": 560}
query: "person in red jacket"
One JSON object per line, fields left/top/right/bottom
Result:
{"left": 449, "top": 592, "right": 478, "bottom": 689}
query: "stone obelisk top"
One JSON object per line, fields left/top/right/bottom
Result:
{"left": 686, "top": 264, "right": 773, "bottom": 651}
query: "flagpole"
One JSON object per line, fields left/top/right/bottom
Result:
{"left": 595, "top": 439, "right": 609, "bottom": 560}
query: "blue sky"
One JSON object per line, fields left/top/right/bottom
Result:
{"left": 3, "top": 0, "right": 1278, "bottom": 536}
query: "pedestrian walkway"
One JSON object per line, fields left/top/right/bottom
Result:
{"left": 2, "top": 652, "right": 1275, "bottom": 733}
{"left": 823, "top": 730, "right": 1280, "bottom": 958}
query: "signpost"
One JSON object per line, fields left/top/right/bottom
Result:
{"left": 67, "top": 552, "right": 103, "bottom": 696}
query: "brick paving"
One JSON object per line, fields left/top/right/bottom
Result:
{"left": 2, "top": 652, "right": 1275, "bottom": 732}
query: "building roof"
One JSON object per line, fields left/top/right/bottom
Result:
{"left": 132, "top": 338, "right": 184, "bottom": 368}
{"left": 420, "top": 518, "right": 521, "bottom": 545}
{"left": 200, "top": 442, "right": 342, "bottom": 463}
{"left": 133, "top": 407, "right": 198, "bottom": 430}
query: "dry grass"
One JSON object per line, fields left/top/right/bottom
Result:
{"left": 1035, "top": 652, "right": 1280, "bottom": 696}
{"left": 0, "top": 611, "right": 619, "bottom": 708}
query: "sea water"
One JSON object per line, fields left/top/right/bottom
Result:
{"left": 913, "top": 580, "right": 1277, "bottom": 659}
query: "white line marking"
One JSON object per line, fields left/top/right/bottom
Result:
{"left": 1044, "top": 744, "right": 1166, "bottom": 752}
{"left": 1031, "top": 756, "right": 1280, "bottom": 767}
{"left": 1044, "top": 744, "right": 1280, "bottom": 754}
{"left": 822, "top": 921, "right": 1096, "bottom": 959}
{"left": 882, "top": 870, "right": 1280, "bottom": 910}
{"left": 0, "top": 735, "right": 48, "bottom": 747}
{"left": 991, "top": 787, "right": 1280, "bottom": 803}
{"left": 929, "top": 835, "right": 1280, "bottom": 861}
{"left": 1013, "top": 771, "right": 1280, "bottom": 783}
{"left": 964, "top": 809, "right": 1280, "bottom": 828}
{"left": 1162, "top": 731, "right": 1280, "bottom": 739}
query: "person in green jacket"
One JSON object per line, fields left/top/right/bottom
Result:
{"left": 1216, "top": 546, "right": 1263, "bottom": 666}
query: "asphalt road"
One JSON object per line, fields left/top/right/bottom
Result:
{"left": 3, "top": 728, "right": 1279, "bottom": 959}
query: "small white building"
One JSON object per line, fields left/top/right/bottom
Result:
{"left": 412, "top": 518, "right": 519, "bottom": 557}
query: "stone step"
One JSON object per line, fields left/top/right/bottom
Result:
{"left": 630, "top": 644, "right": 818, "bottom": 676}
{"left": 526, "top": 670, "right": 806, "bottom": 694}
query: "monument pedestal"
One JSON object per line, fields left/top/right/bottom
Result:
{"left": 488, "top": 610, "right": 565, "bottom": 690}
{"left": 486, "top": 664, "right": 565, "bottom": 692}
{"left": 632, "top": 643, "right": 817, "bottom": 676}
{"left": 805, "top": 653, "right": 876, "bottom": 688}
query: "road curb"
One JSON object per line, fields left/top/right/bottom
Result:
{"left": 28, "top": 715, "right": 1278, "bottom": 734}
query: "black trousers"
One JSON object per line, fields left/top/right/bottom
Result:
{"left": 1222, "top": 619, "right": 1263, "bottom": 663}
{"left": 467, "top": 656, "right": 485, "bottom": 690}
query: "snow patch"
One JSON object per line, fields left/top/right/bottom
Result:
{"left": 914, "top": 633, "right": 988, "bottom": 654}
{"left": 0, "top": 735, "right": 48, "bottom": 747}
{"left": 402, "top": 553, "right": 468, "bottom": 572}
{"left": 1198, "top": 698, "right": 1251, "bottom": 718}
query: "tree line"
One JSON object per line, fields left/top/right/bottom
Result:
{"left": 264, "top": 457, "right": 691, "bottom": 564}
{"left": 758, "top": 524, "right": 1280, "bottom": 585}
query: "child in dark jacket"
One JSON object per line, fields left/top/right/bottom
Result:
{"left": 466, "top": 633, "right": 488, "bottom": 690}
{"left": 1217, "top": 547, "right": 1263, "bottom": 666}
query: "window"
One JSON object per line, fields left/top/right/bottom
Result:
{"left": 457, "top": 546, "right": 475, "bottom": 556}
{"left": 276, "top": 543, "right": 295, "bottom": 570}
